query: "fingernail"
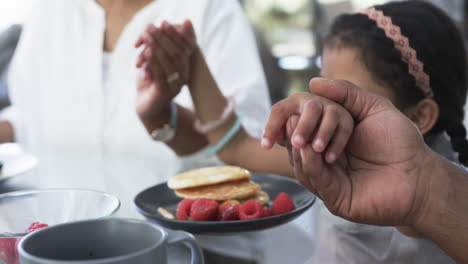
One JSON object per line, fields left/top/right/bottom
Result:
{"left": 327, "top": 152, "right": 337, "bottom": 163}
{"left": 261, "top": 137, "right": 271, "bottom": 148}
{"left": 313, "top": 139, "right": 324, "bottom": 152}
{"left": 293, "top": 135, "right": 305, "bottom": 147}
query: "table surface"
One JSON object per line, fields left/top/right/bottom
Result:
{"left": 0, "top": 153, "right": 166, "bottom": 219}
{"left": 0, "top": 152, "right": 318, "bottom": 264}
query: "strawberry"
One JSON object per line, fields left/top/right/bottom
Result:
{"left": 176, "top": 199, "right": 194, "bottom": 220}
{"left": 272, "top": 192, "right": 295, "bottom": 215}
{"left": 220, "top": 204, "right": 241, "bottom": 221}
{"left": 262, "top": 207, "right": 274, "bottom": 218}
{"left": 190, "top": 199, "right": 219, "bottom": 221}
{"left": 239, "top": 200, "right": 263, "bottom": 220}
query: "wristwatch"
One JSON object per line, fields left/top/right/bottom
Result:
{"left": 150, "top": 102, "right": 178, "bottom": 142}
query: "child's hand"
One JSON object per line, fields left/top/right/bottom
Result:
{"left": 263, "top": 92, "right": 355, "bottom": 164}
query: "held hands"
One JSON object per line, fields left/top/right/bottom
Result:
{"left": 134, "top": 20, "right": 197, "bottom": 129}
{"left": 262, "top": 78, "right": 437, "bottom": 227}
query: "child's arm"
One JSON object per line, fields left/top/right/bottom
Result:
{"left": 189, "top": 48, "right": 294, "bottom": 177}
{"left": 136, "top": 22, "right": 354, "bottom": 179}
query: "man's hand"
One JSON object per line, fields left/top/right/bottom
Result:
{"left": 263, "top": 78, "right": 437, "bottom": 227}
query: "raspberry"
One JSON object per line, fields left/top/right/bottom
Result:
{"left": 190, "top": 199, "right": 219, "bottom": 221}
{"left": 220, "top": 204, "right": 241, "bottom": 221}
{"left": 239, "top": 200, "right": 263, "bottom": 220}
{"left": 25, "top": 222, "right": 49, "bottom": 233}
{"left": 176, "top": 199, "right": 194, "bottom": 220}
{"left": 262, "top": 207, "right": 274, "bottom": 218}
{"left": 0, "top": 237, "right": 19, "bottom": 264}
{"left": 272, "top": 192, "right": 295, "bottom": 215}
{"left": 218, "top": 200, "right": 240, "bottom": 217}
{"left": 0, "top": 222, "right": 48, "bottom": 264}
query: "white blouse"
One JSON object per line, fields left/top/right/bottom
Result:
{"left": 5, "top": 0, "right": 270, "bottom": 177}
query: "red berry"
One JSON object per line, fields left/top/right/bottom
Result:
{"left": 176, "top": 199, "right": 194, "bottom": 220}
{"left": 190, "top": 199, "right": 219, "bottom": 221}
{"left": 0, "top": 222, "right": 48, "bottom": 264}
{"left": 25, "top": 222, "right": 48, "bottom": 233}
{"left": 0, "top": 237, "right": 19, "bottom": 264}
{"left": 220, "top": 204, "right": 241, "bottom": 221}
{"left": 240, "top": 200, "right": 263, "bottom": 220}
{"left": 262, "top": 207, "right": 274, "bottom": 218}
{"left": 218, "top": 200, "right": 239, "bottom": 216}
{"left": 272, "top": 192, "right": 295, "bottom": 215}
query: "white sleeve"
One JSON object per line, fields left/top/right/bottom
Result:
{"left": 5, "top": 0, "right": 53, "bottom": 145}
{"left": 198, "top": 0, "right": 271, "bottom": 138}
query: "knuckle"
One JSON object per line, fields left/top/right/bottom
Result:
{"left": 271, "top": 103, "right": 287, "bottom": 117}
{"left": 340, "top": 127, "right": 353, "bottom": 138}
{"left": 291, "top": 92, "right": 307, "bottom": 99}
{"left": 286, "top": 119, "right": 294, "bottom": 135}
{"left": 288, "top": 115, "right": 300, "bottom": 128}
{"left": 325, "top": 105, "right": 341, "bottom": 117}
{"left": 304, "top": 100, "right": 322, "bottom": 112}
{"left": 340, "top": 121, "right": 354, "bottom": 136}
{"left": 380, "top": 98, "right": 394, "bottom": 108}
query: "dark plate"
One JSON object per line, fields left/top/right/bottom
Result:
{"left": 134, "top": 174, "right": 316, "bottom": 234}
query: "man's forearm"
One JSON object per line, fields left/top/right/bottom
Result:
{"left": 414, "top": 153, "right": 468, "bottom": 263}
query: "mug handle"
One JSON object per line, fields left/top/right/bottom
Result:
{"left": 166, "top": 230, "right": 204, "bottom": 264}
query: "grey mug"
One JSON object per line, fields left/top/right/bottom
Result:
{"left": 18, "top": 218, "right": 204, "bottom": 264}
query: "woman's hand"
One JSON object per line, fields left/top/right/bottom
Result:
{"left": 263, "top": 78, "right": 437, "bottom": 227}
{"left": 134, "top": 20, "right": 197, "bottom": 129}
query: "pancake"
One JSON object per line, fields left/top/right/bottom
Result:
{"left": 240, "top": 190, "right": 270, "bottom": 205}
{"left": 175, "top": 179, "right": 260, "bottom": 201}
{"left": 168, "top": 166, "right": 250, "bottom": 190}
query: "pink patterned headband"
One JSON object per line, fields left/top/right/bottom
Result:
{"left": 359, "top": 8, "right": 433, "bottom": 98}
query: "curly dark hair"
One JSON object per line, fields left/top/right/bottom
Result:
{"left": 324, "top": 1, "right": 468, "bottom": 165}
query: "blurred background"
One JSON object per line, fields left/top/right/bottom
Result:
{"left": 242, "top": 0, "right": 465, "bottom": 104}
{"left": 0, "top": 0, "right": 465, "bottom": 106}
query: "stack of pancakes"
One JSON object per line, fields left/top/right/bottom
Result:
{"left": 168, "top": 166, "right": 269, "bottom": 205}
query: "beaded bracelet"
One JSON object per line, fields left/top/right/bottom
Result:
{"left": 207, "top": 114, "right": 243, "bottom": 155}
{"left": 194, "top": 97, "right": 235, "bottom": 134}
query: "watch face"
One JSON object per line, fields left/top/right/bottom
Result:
{"left": 152, "top": 126, "right": 175, "bottom": 142}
